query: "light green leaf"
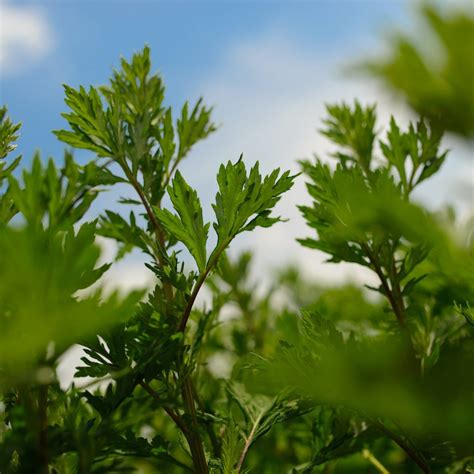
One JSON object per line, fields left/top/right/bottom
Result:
{"left": 0, "top": 223, "right": 144, "bottom": 385}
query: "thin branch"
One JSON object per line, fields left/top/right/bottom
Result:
{"left": 362, "top": 448, "right": 389, "bottom": 474}
{"left": 122, "top": 154, "right": 209, "bottom": 471}
{"left": 362, "top": 243, "right": 419, "bottom": 375}
{"left": 138, "top": 380, "right": 189, "bottom": 436}
{"left": 193, "top": 380, "right": 221, "bottom": 458}
{"left": 178, "top": 243, "right": 228, "bottom": 333}
{"left": 179, "top": 267, "right": 212, "bottom": 333}
{"left": 175, "top": 245, "right": 229, "bottom": 474}
{"left": 181, "top": 377, "right": 209, "bottom": 474}
{"left": 362, "top": 243, "right": 407, "bottom": 329}
{"left": 161, "top": 155, "right": 183, "bottom": 194}
{"left": 374, "top": 421, "right": 431, "bottom": 474}
{"left": 358, "top": 158, "right": 410, "bottom": 331}
{"left": 236, "top": 414, "right": 262, "bottom": 473}
{"left": 120, "top": 157, "right": 173, "bottom": 301}
{"left": 124, "top": 165, "right": 165, "bottom": 251}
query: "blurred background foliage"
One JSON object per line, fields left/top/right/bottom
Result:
{"left": 364, "top": 4, "right": 474, "bottom": 139}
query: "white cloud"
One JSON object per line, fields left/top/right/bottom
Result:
{"left": 0, "top": 1, "right": 54, "bottom": 75}
{"left": 179, "top": 31, "right": 473, "bottom": 287}
{"left": 179, "top": 34, "right": 398, "bottom": 286}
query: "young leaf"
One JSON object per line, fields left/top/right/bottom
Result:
{"left": 0, "top": 106, "right": 21, "bottom": 163}
{"left": 321, "top": 101, "right": 376, "bottom": 172}
{"left": 177, "top": 98, "right": 216, "bottom": 161}
{"left": 7, "top": 152, "right": 100, "bottom": 230}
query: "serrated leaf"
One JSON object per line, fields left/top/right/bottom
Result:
{"left": 211, "top": 159, "right": 296, "bottom": 258}
{"left": 156, "top": 171, "right": 209, "bottom": 273}
{"left": 0, "top": 106, "right": 21, "bottom": 164}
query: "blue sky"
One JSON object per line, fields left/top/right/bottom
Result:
{"left": 2, "top": 0, "right": 407, "bottom": 161}
{"left": 1, "top": 0, "right": 472, "bottom": 290}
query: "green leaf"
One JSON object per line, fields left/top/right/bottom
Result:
{"left": 220, "top": 418, "right": 241, "bottom": 474}
{"left": 226, "top": 382, "right": 310, "bottom": 452}
{"left": 0, "top": 106, "right": 21, "bottom": 163}
{"left": 157, "top": 107, "right": 176, "bottom": 172}
{"left": 8, "top": 151, "right": 100, "bottom": 230}
{"left": 54, "top": 46, "right": 217, "bottom": 224}
{"left": 380, "top": 117, "right": 448, "bottom": 193}
{"left": 362, "top": 5, "right": 474, "bottom": 138}
{"left": 211, "top": 159, "right": 296, "bottom": 257}
{"left": 99, "top": 210, "right": 153, "bottom": 257}
{"left": 0, "top": 223, "right": 144, "bottom": 385}
{"left": 177, "top": 98, "right": 216, "bottom": 160}
{"left": 155, "top": 171, "right": 209, "bottom": 273}
{"left": 55, "top": 84, "right": 112, "bottom": 156}
{"left": 320, "top": 101, "right": 376, "bottom": 172}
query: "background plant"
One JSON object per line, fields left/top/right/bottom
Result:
{"left": 247, "top": 100, "right": 473, "bottom": 473}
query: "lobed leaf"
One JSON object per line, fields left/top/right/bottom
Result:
{"left": 156, "top": 171, "right": 209, "bottom": 273}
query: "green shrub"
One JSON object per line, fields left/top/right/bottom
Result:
{"left": 1, "top": 6, "right": 472, "bottom": 473}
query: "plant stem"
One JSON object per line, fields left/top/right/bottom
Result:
{"left": 123, "top": 154, "right": 211, "bottom": 471}
{"left": 121, "top": 156, "right": 210, "bottom": 471}
{"left": 375, "top": 421, "right": 431, "bottom": 474}
{"left": 236, "top": 414, "right": 262, "bottom": 473}
{"left": 176, "top": 279, "right": 209, "bottom": 472}
{"left": 193, "top": 384, "right": 221, "bottom": 458}
{"left": 363, "top": 243, "right": 419, "bottom": 375}
{"left": 139, "top": 381, "right": 189, "bottom": 436}
{"left": 125, "top": 165, "right": 164, "bottom": 249}
{"left": 161, "top": 155, "right": 184, "bottom": 193}
{"left": 179, "top": 268, "right": 211, "bottom": 333}
{"left": 176, "top": 245, "right": 230, "bottom": 472}
{"left": 129, "top": 160, "right": 227, "bottom": 473}
{"left": 38, "top": 384, "right": 49, "bottom": 474}
{"left": 181, "top": 377, "right": 209, "bottom": 474}
{"left": 120, "top": 158, "right": 173, "bottom": 301}
{"left": 363, "top": 243, "right": 406, "bottom": 329}
{"left": 178, "top": 243, "right": 228, "bottom": 333}
{"left": 362, "top": 448, "right": 389, "bottom": 474}
{"left": 141, "top": 380, "right": 208, "bottom": 473}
